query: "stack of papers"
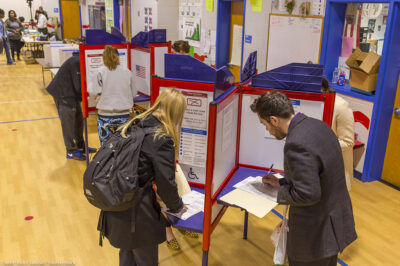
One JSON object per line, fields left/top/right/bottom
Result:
{"left": 220, "top": 175, "right": 282, "bottom": 218}
{"left": 234, "top": 176, "right": 278, "bottom": 202}
{"left": 164, "top": 190, "right": 204, "bottom": 220}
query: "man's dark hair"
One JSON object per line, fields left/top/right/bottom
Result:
{"left": 250, "top": 91, "right": 294, "bottom": 122}
{"left": 321, "top": 76, "right": 336, "bottom": 93}
{"left": 0, "top": 9, "right": 5, "bottom": 15}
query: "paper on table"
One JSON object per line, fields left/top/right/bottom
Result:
{"left": 274, "top": 173, "right": 284, "bottom": 179}
{"left": 164, "top": 190, "right": 204, "bottom": 220}
{"left": 234, "top": 176, "right": 279, "bottom": 202}
{"left": 220, "top": 189, "right": 278, "bottom": 218}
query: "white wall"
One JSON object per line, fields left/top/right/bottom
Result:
{"left": 0, "top": 0, "right": 42, "bottom": 23}
{"left": 244, "top": 0, "right": 271, "bottom": 72}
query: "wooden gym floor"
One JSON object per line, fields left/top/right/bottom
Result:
{"left": 0, "top": 58, "right": 399, "bottom": 266}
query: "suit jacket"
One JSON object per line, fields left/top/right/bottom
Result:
{"left": 332, "top": 95, "right": 354, "bottom": 191}
{"left": 46, "top": 56, "right": 81, "bottom": 105}
{"left": 278, "top": 113, "right": 357, "bottom": 262}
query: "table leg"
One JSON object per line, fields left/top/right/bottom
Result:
{"left": 243, "top": 210, "right": 249, "bottom": 240}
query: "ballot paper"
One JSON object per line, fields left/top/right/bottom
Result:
{"left": 220, "top": 189, "right": 277, "bottom": 218}
{"left": 164, "top": 190, "right": 204, "bottom": 220}
{"left": 234, "top": 176, "right": 279, "bottom": 202}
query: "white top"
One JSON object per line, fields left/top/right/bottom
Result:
{"left": 37, "top": 14, "right": 47, "bottom": 29}
{"left": 88, "top": 65, "right": 137, "bottom": 116}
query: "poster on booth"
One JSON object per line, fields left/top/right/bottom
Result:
{"left": 180, "top": 90, "right": 209, "bottom": 167}
{"left": 85, "top": 49, "right": 128, "bottom": 107}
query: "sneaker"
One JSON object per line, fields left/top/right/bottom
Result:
{"left": 79, "top": 147, "right": 97, "bottom": 154}
{"left": 166, "top": 238, "right": 181, "bottom": 251}
{"left": 66, "top": 151, "right": 86, "bottom": 161}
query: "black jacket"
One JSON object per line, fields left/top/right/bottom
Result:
{"left": 278, "top": 113, "right": 357, "bottom": 262}
{"left": 98, "top": 115, "right": 183, "bottom": 249}
{"left": 46, "top": 56, "right": 81, "bottom": 105}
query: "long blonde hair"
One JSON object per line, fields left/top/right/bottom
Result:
{"left": 103, "top": 45, "right": 120, "bottom": 70}
{"left": 120, "top": 88, "right": 187, "bottom": 154}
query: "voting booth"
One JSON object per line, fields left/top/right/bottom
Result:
{"left": 130, "top": 30, "right": 171, "bottom": 100}
{"left": 151, "top": 54, "right": 335, "bottom": 266}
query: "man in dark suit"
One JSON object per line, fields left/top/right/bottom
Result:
{"left": 251, "top": 91, "right": 357, "bottom": 266}
{"left": 47, "top": 53, "right": 95, "bottom": 160}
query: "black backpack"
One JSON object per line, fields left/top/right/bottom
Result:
{"left": 83, "top": 124, "right": 155, "bottom": 240}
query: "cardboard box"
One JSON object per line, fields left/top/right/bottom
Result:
{"left": 346, "top": 48, "right": 381, "bottom": 92}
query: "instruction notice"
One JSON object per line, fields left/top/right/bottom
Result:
{"left": 179, "top": 91, "right": 208, "bottom": 168}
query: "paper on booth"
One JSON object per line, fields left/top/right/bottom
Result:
{"left": 234, "top": 176, "right": 279, "bottom": 202}
{"left": 164, "top": 190, "right": 204, "bottom": 220}
{"left": 220, "top": 189, "right": 277, "bottom": 218}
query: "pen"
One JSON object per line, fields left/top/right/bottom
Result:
{"left": 267, "top": 164, "right": 274, "bottom": 176}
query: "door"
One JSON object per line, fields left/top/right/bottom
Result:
{"left": 229, "top": 1, "right": 244, "bottom": 82}
{"left": 61, "top": 0, "right": 81, "bottom": 39}
{"left": 382, "top": 75, "right": 400, "bottom": 187}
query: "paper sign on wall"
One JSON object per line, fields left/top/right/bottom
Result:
{"left": 105, "top": 0, "right": 114, "bottom": 33}
{"left": 250, "top": 0, "right": 263, "bottom": 12}
{"left": 231, "top": 25, "right": 243, "bottom": 66}
{"left": 183, "top": 17, "right": 201, "bottom": 48}
{"left": 206, "top": 0, "right": 214, "bottom": 11}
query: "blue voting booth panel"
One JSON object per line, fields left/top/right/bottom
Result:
{"left": 215, "top": 66, "right": 235, "bottom": 100}
{"left": 251, "top": 63, "right": 323, "bottom": 92}
{"left": 241, "top": 51, "right": 257, "bottom": 83}
{"left": 164, "top": 54, "right": 216, "bottom": 83}
{"left": 85, "top": 29, "right": 126, "bottom": 45}
{"left": 131, "top": 30, "right": 167, "bottom": 48}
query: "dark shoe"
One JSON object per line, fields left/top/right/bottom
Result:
{"left": 7, "top": 62, "right": 15, "bottom": 65}
{"left": 66, "top": 151, "right": 86, "bottom": 161}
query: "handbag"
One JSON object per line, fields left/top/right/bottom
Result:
{"left": 270, "top": 205, "right": 289, "bottom": 265}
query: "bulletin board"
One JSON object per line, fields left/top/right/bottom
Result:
{"left": 266, "top": 14, "right": 324, "bottom": 70}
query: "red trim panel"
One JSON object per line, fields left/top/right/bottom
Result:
{"left": 202, "top": 104, "right": 217, "bottom": 251}
{"left": 131, "top": 45, "right": 151, "bottom": 53}
{"left": 188, "top": 182, "right": 205, "bottom": 189}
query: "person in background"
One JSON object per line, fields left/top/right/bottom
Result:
{"left": 88, "top": 45, "right": 137, "bottom": 145}
{"left": 35, "top": 9, "right": 47, "bottom": 35}
{"left": 98, "top": 88, "right": 187, "bottom": 266}
{"left": 322, "top": 77, "right": 354, "bottom": 190}
{"left": 252, "top": 91, "right": 357, "bottom": 266}
{"left": 172, "top": 40, "right": 190, "bottom": 55}
{"left": 46, "top": 53, "right": 96, "bottom": 160}
{"left": 0, "top": 8, "right": 15, "bottom": 65}
{"left": 5, "top": 10, "right": 24, "bottom": 61}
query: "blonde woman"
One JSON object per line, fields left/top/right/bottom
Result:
{"left": 98, "top": 88, "right": 187, "bottom": 266}
{"left": 88, "top": 45, "right": 137, "bottom": 145}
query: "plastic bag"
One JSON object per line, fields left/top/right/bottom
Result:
{"left": 270, "top": 206, "right": 289, "bottom": 265}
